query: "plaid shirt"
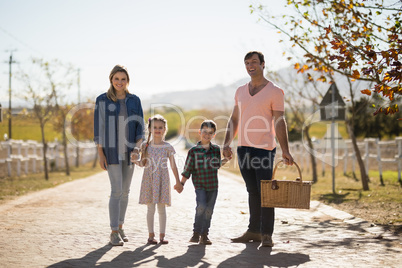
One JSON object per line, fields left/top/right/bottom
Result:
{"left": 181, "top": 142, "right": 222, "bottom": 191}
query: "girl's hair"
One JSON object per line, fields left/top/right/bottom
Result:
{"left": 141, "top": 114, "right": 168, "bottom": 166}
{"left": 106, "top": 65, "right": 130, "bottom": 102}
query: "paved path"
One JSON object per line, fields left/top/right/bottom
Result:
{"left": 0, "top": 145, "right": 401, "bottom": 268}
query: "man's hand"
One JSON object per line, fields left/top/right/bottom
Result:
{"left": 223, "top": 146, "right": 233, "bottom": 158}
{"left": 282, "top": 151, "right": 294, "bottom": 166}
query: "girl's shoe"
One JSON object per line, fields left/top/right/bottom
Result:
{"left": 147, "top": 238, "right": 158, "bottom": 244}
{"left": 159, "top": 239, "right": 169, "bottom": 245}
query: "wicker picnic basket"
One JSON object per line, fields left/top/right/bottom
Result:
{"left": 261, "top": 160, "right": 312, "bottom": 209}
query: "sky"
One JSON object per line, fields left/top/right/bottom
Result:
{"left": 0, "top": 0, "right": 292, "bottom": 107}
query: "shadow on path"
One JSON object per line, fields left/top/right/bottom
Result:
{"left": 217, "top": 243, "right": 310, "bottom": 267}
{"left": 98, "top": 244, "right": 160, "bottom": 267}
{"left": 154, "top": 244, "right": 208, "bottom": 267}
{"left": 47, "top": 244, "right": 112, "bottom": 268}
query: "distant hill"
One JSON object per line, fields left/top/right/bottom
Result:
{"left": 141, "top": 66, "right": 373, "bottom": 112}
{"left": 141, "top": 77, "right": 249, "bottom": 112}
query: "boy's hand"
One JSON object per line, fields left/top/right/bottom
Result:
{"left": 174, "top": 183, "right": 183, "bottom": 193}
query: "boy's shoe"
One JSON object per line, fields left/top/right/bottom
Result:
{"left": 110, "top": 232, "right": 124, "bottom": 246}
{"left": 118, "top": 228, "right": 128, "bottom": 242}
{"left": 189, "top": 232, "right": 200, "bottom": 243}
{"left": 199, "top": 234, "right": 212, "bottom": 245}
{"left": 260, "top": 234, "right": 274, "bottom": 247}
{"left": 231, "top": 231, "right": 261, "bottom": 243}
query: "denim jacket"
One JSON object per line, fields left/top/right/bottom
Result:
{"left": 93, "top": 93, "right": 144, "bottom": 165}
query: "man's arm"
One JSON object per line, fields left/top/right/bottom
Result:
{"left": 223, "top": 104, "right": 240, "bottom": 157}
{"left": 273, "top": 110, "right": 294, "bottom": 166}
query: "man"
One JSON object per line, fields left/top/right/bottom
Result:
{"left": 223, "top": 51, "right": 294, "bottom": 247}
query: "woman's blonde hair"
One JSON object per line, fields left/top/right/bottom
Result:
{"left": 107, "top": 65, "right": 130, "bottom": 102}
{"left": 141, "top": 114, "right": 168, "bottom": 166}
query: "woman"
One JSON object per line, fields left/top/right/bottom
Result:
{"left": 94, "top": 65, "right": 144, "bottom": 246}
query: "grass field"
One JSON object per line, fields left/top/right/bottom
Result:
{"left": 0, "top": 113, "right": 61, "bottom": 141}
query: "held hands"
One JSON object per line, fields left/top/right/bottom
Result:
{"left": 174, "top": 182, "right": 183, "bottom": 193}
{"left": 223, "top": 146, "right": 233, "bottom": 159}
{"left": 130, "top": 150, "right": 140, "bottom": 165}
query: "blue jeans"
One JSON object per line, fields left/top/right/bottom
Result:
{"left": 193, "top": 189, "right": 218, "bottom": 234}
{"left": 107, "top": 158, "right": 134, "bottom": 231}
{"left": 237, "top": 146, "right": 276, "bottom": 235}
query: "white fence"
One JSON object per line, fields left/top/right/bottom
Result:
{"left": 0, "top": 139, "right": 97, "bottom": 177}
{"left": 289, "top": 137, "right": 402, "bottom": 182}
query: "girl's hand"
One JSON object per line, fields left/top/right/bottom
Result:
{"left": 174, "top": 183, "right": 183, "bottom": 193}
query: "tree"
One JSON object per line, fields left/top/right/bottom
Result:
{"left": 53, "top": 105, "right": 73, "bottom": 175}
{"left": 253, "top": 0, "right": 401, "bottom": 115}
{"left": 249, "top": 0, "right": 402, "bottom": 190}
{"left": 70, "top": 102, "right": 95, "bottom": 167}
{"left": 43, "top": 61, "right": 76, "bottom": 176}
{"left": 20, "top": 59, "right": 57, "bottom": 180}
{"left": 20, "top": 58, "right": 75, "bottom": 179}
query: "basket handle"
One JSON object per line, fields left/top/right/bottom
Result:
{"left": 272, "top": 160, "right": 303, "bottom": 182}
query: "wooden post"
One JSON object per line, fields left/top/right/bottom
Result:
{"left": 376, "top": 138, "right": 384, "bottom": 186}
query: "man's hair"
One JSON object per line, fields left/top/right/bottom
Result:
{"left": 244, "top": 51, "right": 265, "bottom": 64}
{"left": 200, "top": 120, "right": 217, "bottom": 132}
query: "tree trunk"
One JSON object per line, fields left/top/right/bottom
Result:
{"left": 62, "top": 124, "right": 70, "bottom": 176}
{"left": 40, "top": 124, "right": 49, "bottom": 180}
{"left": 75, "top": 134, "right": 80, "bottom": 167}
{"left": 303, "top": 126, "right": 318, "bottom": 183}
{"left": 347, "top": 123, "right": 369, "bottom": 191}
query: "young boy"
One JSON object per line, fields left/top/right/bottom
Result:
{"left": 180, "top": 120, "right": 230, "bottom": 245}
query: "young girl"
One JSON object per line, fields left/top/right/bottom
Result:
{"left": 133, "top": 114, "right": 183, "bottom": 245}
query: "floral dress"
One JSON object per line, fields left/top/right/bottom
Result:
{"left": 139, "top": 141, "right": 175, "bottom": 206}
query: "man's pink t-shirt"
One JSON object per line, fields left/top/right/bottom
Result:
{"left": 234, "top": 81, "right": 285, "bottom": 151}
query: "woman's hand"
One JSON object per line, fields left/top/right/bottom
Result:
{"left": 99, "top": 155, "right": 108, "bottom": 170}
{"left": 130, "top": 149, "right": 140, "bottom": 163}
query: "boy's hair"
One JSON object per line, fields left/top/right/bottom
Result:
{"left": 200, "top": 120, "right": 217, "bottom": 133}
{"left": 244, "top": 51, "right": 265, "bottom": 65}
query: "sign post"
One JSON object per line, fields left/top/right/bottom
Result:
{"left": 319, "top": 83, "right": 346, "bottom": 194}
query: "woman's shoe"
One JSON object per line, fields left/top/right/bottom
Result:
{"left": 147, "top": 238, "right": 158, "bottom": 244}
{"left": 110, "top": 232, "right": 124, "bottom": 246}
{"left": 118, "top": 228, "right": 128, "bottom": 242}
